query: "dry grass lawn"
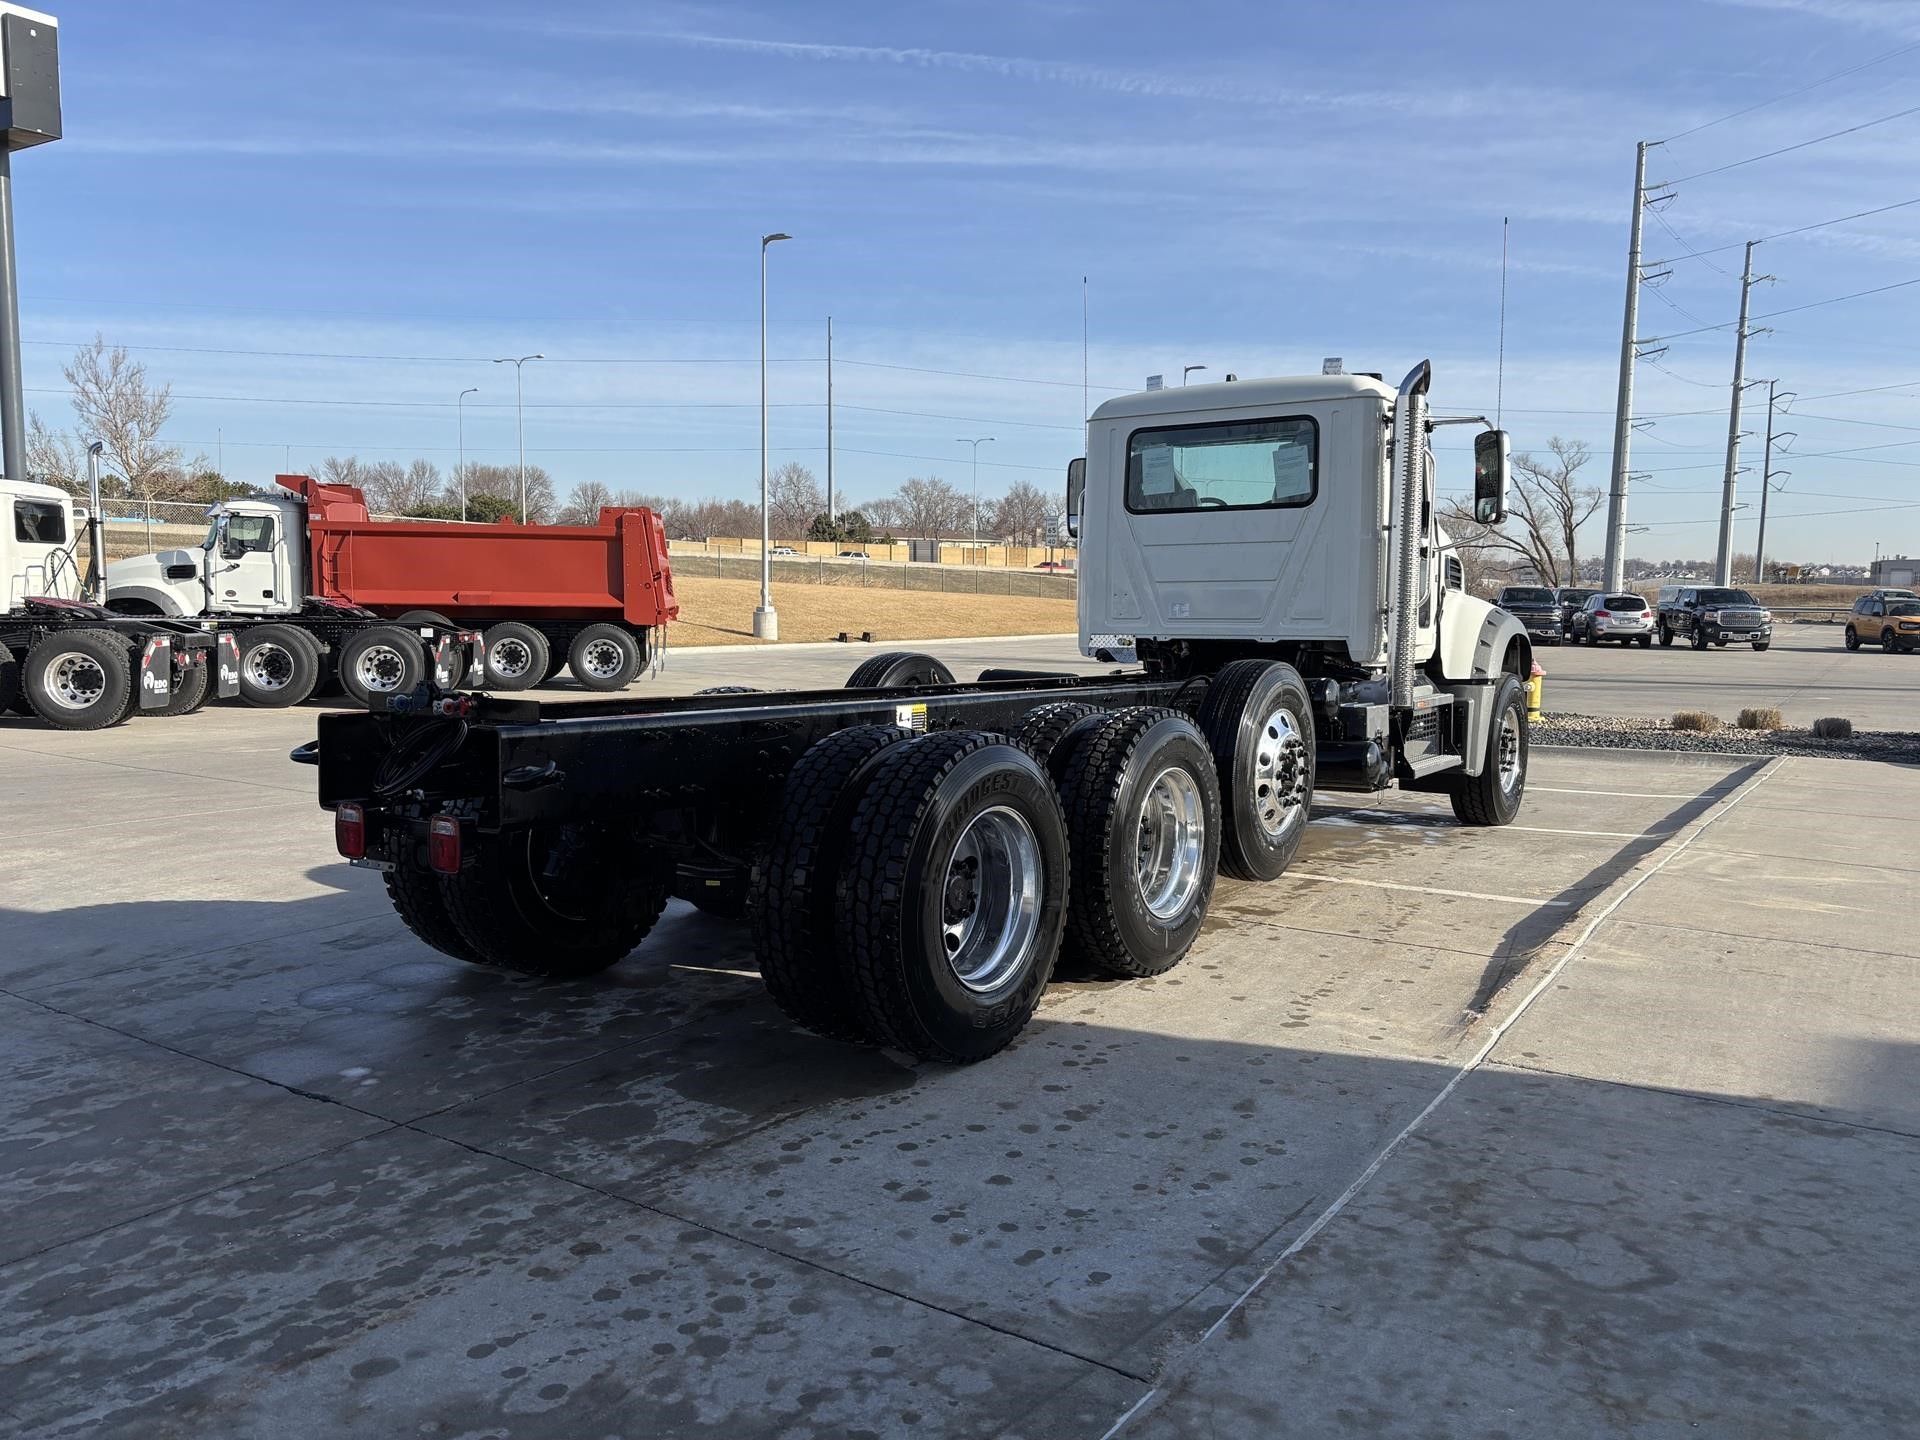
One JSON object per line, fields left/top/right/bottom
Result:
{"left": 668, "top": 574, "right": 1078, "bottom": 646}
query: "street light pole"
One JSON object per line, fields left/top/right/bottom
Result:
{"left": 1182, "top": 365, "right": 1207, "bottom": 385}
{"left": 457, "top": 386, "right": 478, "bottom": 520}
{"left": 492, "top": 354, "right": 543, "bottom": 521}
{"left": 958, "top": 437, "right": 994, "bottom": 543}
{"left": 755, "top": 232, "right": 791, "bottom": 641}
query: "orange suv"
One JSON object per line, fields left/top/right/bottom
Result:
{"left": 1846, "top": 595, "right": 1920, "bottom": 653}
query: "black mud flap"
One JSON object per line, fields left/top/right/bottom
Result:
{"left": 138, "top": 635, "right": 172, "bottom": 710}
{"left": 431, "top": 632, "right": 458, "bottom": 689}
{"left": 215, "top": 632, "right": 241, "bottom": 698}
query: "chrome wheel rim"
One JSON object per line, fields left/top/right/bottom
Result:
{"left": 1136, "top": 765, "right": 1206, "bottom": 920}
{"left": 244, "top": 642, "right": 293, "bottom": 692}
{"left": 941, "top": 806, "right": 1043, "bottom": 994}
{"left": 1497, "top": 708, "right": 1523, "bottom": 795}
{"left": 579, "top": 638, "right": 626, "bottom": 680}
{"left": 353, "top": 644, "right": 408, "bottom": 693}
{"left": 44, "top": 652, "right": 106, "bottom": 710}
{"left": 1252, "top": 702, "right": 1308, "bottom": 839}
{"left": 489, "top": 637, "right": 533, "bottom": 680}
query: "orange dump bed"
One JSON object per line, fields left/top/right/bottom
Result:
{"left": 279, "top": 474, "right": 678, "bottom": 626}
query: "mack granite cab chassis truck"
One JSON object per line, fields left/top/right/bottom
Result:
{"left": 0, "top": 473, "right": 241, "bottom": 730}
{"left": 307, "top": 362, "right": 1531, "bottom": 1064}
{"left": 105, "top": 474, "right": 676, "bottom": 709}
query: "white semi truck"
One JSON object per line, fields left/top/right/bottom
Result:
{"left": 0, "top": 475, "right": 239, "bottom": 730}
{"left": 308, "top": 360, "right": 1532, "bottom": 1063}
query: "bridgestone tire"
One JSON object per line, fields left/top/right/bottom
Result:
{"left": 1195, "top": 659, "right": 1315, "bottom": 882}
{"left": 0, "top": 639, "right": 18, "bottom": 715}
{"left": 1447, "top": 674, "right": 1528, "bottom": 827}
{"left": 837, "top": 732, "right": 1069, "bottom": 1063}
{"left": 151, "top": 657, "right": 211, "bottom": 717}
{"left": 338, "top": 624, "right": 427, "bottom": 709}
{"left": 751, "top": 725, "right": 909, "bottom": 1043}
{"left": 568, "top": 623, "right": 643, "bottom": 691}
{"left": 383, "top": 833, "right": 484, "bottom": 964}
{"left": 1057, "top": 707, "right": 1221, "bottom": 979}
{"left": 483, "top": 622, "right": 550, "bottom": 691}
{"left": 1011, "top": 701, "right": 1104, "bottom": 767}
{"left": 236, "top": 624, "right": 321, "bottom": 707}
{"left": 846, "top": 651, "right": 957, "bottom": 689}
{"left": 23, "top": 629, "right": 135, "bottom": 731}
{"left": 439, "top": 823, "right": 671, "bottom": 977}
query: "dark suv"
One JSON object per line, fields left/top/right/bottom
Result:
{"left": 1496, "top": 585, "right": 1564, "bottom": 645}
{"left": 1656, "top": 586, "right": 1772, "bottom": 651}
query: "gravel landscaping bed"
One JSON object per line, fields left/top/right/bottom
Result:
{"left": 1534, "top": 712, "right": 1920, "bottom": 764}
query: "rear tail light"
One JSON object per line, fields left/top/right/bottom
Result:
{"left": 1594, "top": 609, "right": 1611, "bottom": 618}
{"left": 428, "top": 815, "right": 462, "bottom": 874}
{"left": 336, "top": 803, "right": 367, "bottom": 860}
{"left": 1642, "top": 610, "right": 1654, "bottom": 620}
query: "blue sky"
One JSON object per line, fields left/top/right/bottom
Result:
{"left": 18, "top": 0, "right": 1920, "bottom": 562}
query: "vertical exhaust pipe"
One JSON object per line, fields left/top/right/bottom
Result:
{"left": 85, "top": 440, "right": 106, "bottom": 603}
{"left": 1390, "top": 361, "right": 1431, "bottom": 709}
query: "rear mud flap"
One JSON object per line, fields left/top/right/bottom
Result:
{"left": 215, "top": 632, "right": 241, "bottom": 698}
{"left": 138, "top": 635, "right": 172, "bottom": 709}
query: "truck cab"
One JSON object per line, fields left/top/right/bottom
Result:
{"left": 2, "top": 476, "right": 86, "bottom": 607}
{"left": 103, "top": 493, "right": 305, "bottom": 619}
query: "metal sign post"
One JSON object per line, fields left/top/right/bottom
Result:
{"left": 0, "top": 5, "right": 60, "bottom": 481}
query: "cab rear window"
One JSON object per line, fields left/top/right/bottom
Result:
{"left": 1125, "top": 415, "right": 1317, "bottom": 514}
{"left": 13, "top": 498, "right": 67, "bottom": 545}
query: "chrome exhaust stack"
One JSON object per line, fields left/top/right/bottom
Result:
{"left": 85, "top": 439, "right": 106, "bottom": 603}
{"left": 1390, "top": 360, "right": 1431, "bottom": 710}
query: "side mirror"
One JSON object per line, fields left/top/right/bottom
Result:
{"left": 1065, "top": 457, "right": 1085, "bottom": 539}
{"left": 1473, "top": 430, "right": 1510, "bottom": 524}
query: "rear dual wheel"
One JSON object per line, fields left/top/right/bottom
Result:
{"left": 21, "top": 629, "right": 137, "bottom": 731}
{"left": 236, "top": 624, "right": 321, "bottom": 707}
{"left": 1195, "top": 659, "right": 1315, "bottom": 881}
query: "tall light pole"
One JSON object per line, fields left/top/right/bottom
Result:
{"left": 1182, "top": 365, "right": 1207, "bottom": 385}
{"left": 755, "top": 232, "right": 791, "bottom": 640}
{"left": 456, "top": 386, "right": 478, "bottom": 520}
{"left": 492, "top": 354, "right": 543, "bottom": 522}
{"left": 958, "top": 437, "right": 994, "bottom": 543}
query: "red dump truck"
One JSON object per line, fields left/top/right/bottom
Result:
{"left": 105, "top": 475, "right": 678, "bottom": 708}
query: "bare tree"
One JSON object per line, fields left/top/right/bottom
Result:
{"left": 1439, "top": 436, "right": 1600, "bottom": 587}
{"left": 560, "top": 479, "right": 615, "bottom": 524}
{"left": 26, "top": 411, "right": 81, "bottom": 491}
{"left": 859, "top": 494, "right": 904, "bottom": 529}
{"left": 59, "top": 336, "right": 183, "bottom": 503}
{"left": 768, "top": 461, "right": 823, "bottom": 539}
{"left": 897, "top": 476, "right": 962, "bottom": 538}
{"left": 358, "top": 458, "right": 446, "bottom": 515}
{"left": 989, "top": 480, "right": 1053, "bottom": 543}
{"left": 461, "top": 461, "right": 557, "bottom": 523}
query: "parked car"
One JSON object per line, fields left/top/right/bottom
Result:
{"left": 837, "top": 550, "right": 870, "bottom": 560}
{"left": 1495, "top": 585, "right": 1564, "bottom": 645}
{"left": 770, "top": 545, "right": 798, "bottom": 556}
{"left": 1656, "top": 585, "right": 1772, "bottom": 650}
{"left": 1866, "top": 587, "right": 1918, "bottom": 602}
{"left": 1554, "top": 587, "right": 1599, "bottom": 637}
{"left": 1570, "top": 591, "right": 1656, "bottom": 646}
{"left": 1034, "top": 560, "right": 1073, "bottom": 571}
{"left": 1846, "top": 595, "right": 1920, "bottom": 652}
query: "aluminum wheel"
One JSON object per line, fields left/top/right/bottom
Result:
{"left": 353, "top": 643, "right": 409, "bottom": 694}
{"left": 1135, "top": 764, "right": 1207, "bottom": 921}
{"left": 940, "top": 805, "right": 1043, "bottom": 994}
{"left": 42, "top": 651, "right": 106, "bottom": 711}
{"left": 1496, "top": 709, "right": 1523, "bottom": 795}
{"left": 577, "top": 637, "right": 627, "bottom": 681}
{"left": 1251, "top": 703, "right": 1308, "bottom": 839}
{"left": 489, "top": 637, "right": 534, "bottom": 681}
{"left": 244, "top": 642, "right": 294, "bottom": 692}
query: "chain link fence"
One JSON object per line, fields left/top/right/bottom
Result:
{"left": 670, "top": 551, "right": 1076, "bottom": 599}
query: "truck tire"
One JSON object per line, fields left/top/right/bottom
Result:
{"left": 0, "top": 639, "right": 17, "bottom": 715}
{"left": 483, "top": 622, "right": 549, "bottom": 691}
{"left": 846, "top": 651, "right": 957, "bottom": 689}
{"left": 1057, "top": 707, "right": 1221, "bottom": 978}
{"left": 22, "top": 629, "right": 135, "bottom": 731}
{"left": 1659, "top": 622, "right": 1674, "bottom": 646}
{"left": 567, "top": 623, "right": 643, "bottom": 691}
{"left": 439, "top": 822, "right": 671, "bottom": 977}
{"left": 1195, "top": 659, "right": 1315, "bottom": 882}
{"left": 1011, "top": 700, "right": 1104, "bottom": 768}
{"left": 383, "top": 835, "right": 484, "bottom": 964}
{"left": 338, "top": 624, "right": 427, "bottom": 708}
{"left": 750, "top": 725, "right": 908, "bottom": 1044}
{"left": 837, "top": 732, "right": 1069, "bottom": 1063}
{"left": 1447, "top": 674, "right": 1528, "bottom": 827}
{"left": 150, "top": 656, "right": 211, "bottom": 717}
{"left": 236, "top": 624, "right": 320, "bottom": 707}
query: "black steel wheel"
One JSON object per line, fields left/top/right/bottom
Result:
{"left": 439, "top": 822, "right": 671, "bottom": 977}
{"left": 1447, "top": 674, "right": 1528, "bottom": 826}
{"left": 22, "top": 629, "right": 135, "bottom": 731}
{"left": 236, "top": 623, "right": 321, "bottom": 707}
{"left": 568, "top": 623, "right": 643, "bottom": 691}
{"left": 846, "top": 651, "right": 957, "bottom": 689}
{"left": 750, "top": 724, "right": 909, "bottom": 1043}
{"left": 337, "top": 624, "right": 427, "bottom": 708}
{"left": 1195, "top": 659, "right": 1315, "bottom": 881}
{"left": 837, "top": 732, "right": 1069, "bottom": 1063}
{"left": 1057, "top": 707, "right": 1221, "bottom": 978}
{"left": 482, "top": 621, "right": 550, "bottom": 691}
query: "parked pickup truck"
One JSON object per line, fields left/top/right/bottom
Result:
{"left": 1495, "top": 585, "right": 1564, "bottom": 645}
{"left": 1656, "top": 586, "right": 1772, "bottom": 651}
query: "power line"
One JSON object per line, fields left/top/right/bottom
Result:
{"left": 1657, "top": 102, "right": 1920, "bottom": 185}
{"left": 1641, "top": 274, "right": 1920, "bottom": 342}
{"left": 1645, "top": 195, "right": 1920, "bottom": 267}
{"left": 1661, "top": 38, "right": 1920, "bottom": 143}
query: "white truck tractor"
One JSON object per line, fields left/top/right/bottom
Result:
{"left": 0, "top": 475, "right": 238, "bottom": 730}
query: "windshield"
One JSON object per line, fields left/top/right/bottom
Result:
{"left": 1697, "top": 588, "right": 1757, "bottom": 606}
{"left": 1889, "top": 602, "right": 1920, "bottom": 617}
{"left": 1500, "top": 587, "right": 1554, "bottom": 605}
{"left": 1559, "top": 589, "right": 1596, "bottom": 603}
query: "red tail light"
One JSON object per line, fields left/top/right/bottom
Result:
{"left": 1594, "top": 609, "right": 1611, "bottom": 618}
{"left": 1641, "top": 610, "right": 1654, "bottom": 620}
{"left": 428, "top": 815, "right": 462, "bottom": 874}
{"left": 335, "top": 803, "right": 366, "bottom": 860}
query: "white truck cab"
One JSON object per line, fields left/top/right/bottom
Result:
{"left": 2, "top": 476, "right": 86, "bottom": 607}
{"left": 105, "top": 493, "right": 307, "bottom": 618}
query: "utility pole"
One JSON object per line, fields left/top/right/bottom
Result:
{"left": 1755, "top": 380, "right": 1795, "bottom": 584}
{"left": 1715, "top": 241, "right": 1769, "bottom": 585}
{"left": 825, "top": 315, "right": 835, "bottom": 527}
{"left": 0, "top": 10, "right": 61, "bottom": 481}
{"left": 1602, "top": 141, "right": 1656, "bottom": 592}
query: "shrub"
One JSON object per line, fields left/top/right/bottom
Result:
{"left": 1811, "top": 716, "right": 1854, "bottom": 740}
{"left": 1736, "top": 707, "right": 1785, "bottom": 731}
{"left": 1671, "top": 710, "right": 1722, "bottom": 733}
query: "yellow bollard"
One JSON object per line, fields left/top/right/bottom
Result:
{"left": 1526, "top": 660, "right": 1545, "bottom": 722}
